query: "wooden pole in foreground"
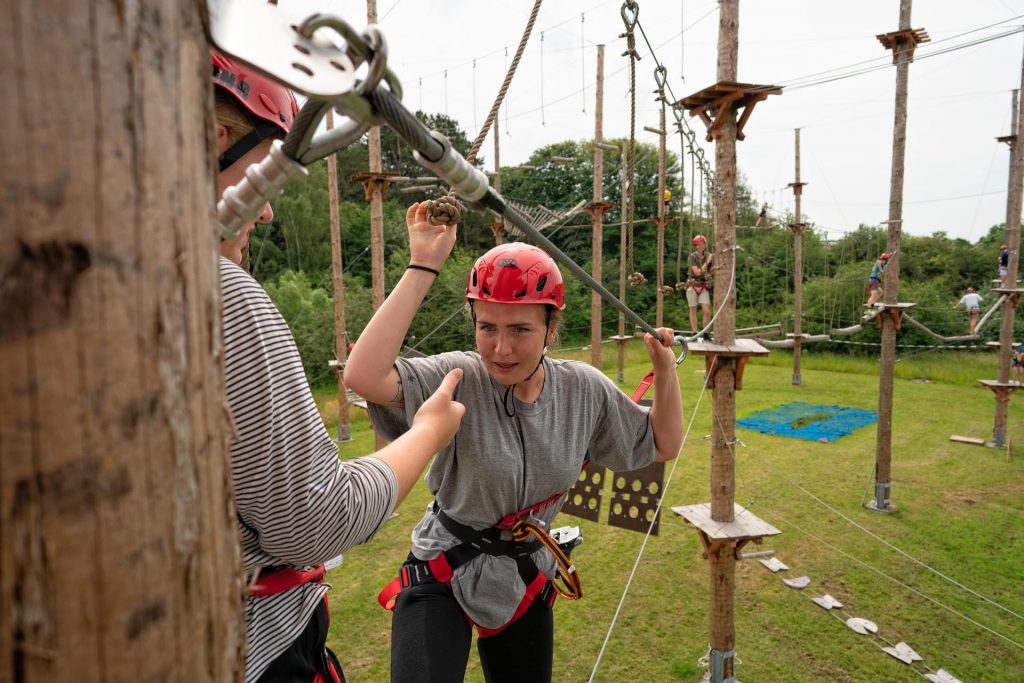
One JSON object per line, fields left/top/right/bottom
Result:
{"left": 591, "top": 45, "right": 606, "bottom": 369}
{"left": 872, "top": 0, "right": 915, "bottom": 513}
{"left": 993, "top": 54, "right": 1024, "bottom": 446}
{"left": 790, "top": 128, "right": 806, "bottom": 386}
{"left": 710, "top": 1, "right": 739, "bottom": 678}
{"left": 366, "top": 0, "right": 386, "bottom": 451}
{"left": 327, "top": 110, "right": 352, "bottom": 442}
{"left": 0, "top": 5, "right": 243, "bottom": 679}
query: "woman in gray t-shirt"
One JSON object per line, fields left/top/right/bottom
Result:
{"left": 345, "top": 204, "right": 683, "bottom": 683}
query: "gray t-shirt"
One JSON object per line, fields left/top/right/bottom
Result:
{"left": 367, "top": 351, "right": 655, "bottom": 628}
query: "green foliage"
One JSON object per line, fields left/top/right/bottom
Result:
{"left": 257, "top": 108, "right": 1022, "bottom": 374}
{"left": 263, "top": 270, "right": 338, "bottom": 384}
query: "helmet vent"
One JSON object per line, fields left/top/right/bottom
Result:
{"left": 497, "top": 257, "right": 517, "bottom": 268}
{"left": 514, "top": 289, "right": 527, "bottom": 299}
{"left": 536, "top": 275, "right": 547, "bottom": 292}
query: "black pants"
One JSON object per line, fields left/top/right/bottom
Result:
{"left": 390, "top": 581, "right": 554, "bottom": 683}
{"left": 257, "top": 596, "right": 345, "bottom": 683}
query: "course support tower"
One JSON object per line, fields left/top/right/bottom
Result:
{"left": 788, "top": 129, "right": 808, "bottom": 386}
{"left": 985, "top": 46, "right": 1024, "bottom": 448}
{"left": 587, "top": 46, "right": 616, "bottom": 369}
{"left": 675, "top": 2, "right": 781, "bottom": 680}
{"left": 870, "top": 0, "right": 928, "bottom": 513}
{"left": 327, "top": 110, "right": 352, "bottom": 441}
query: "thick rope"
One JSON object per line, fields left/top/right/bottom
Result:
{"left": 622, "top": 2, "right": 644, "bottom": 286}
{"left": 425, "top": 0, "right": 544, "bottom": 227}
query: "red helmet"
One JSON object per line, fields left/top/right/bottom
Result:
{"left": 212, "top": 50, "right": 298, "bottom": 134}
{"left": 692, "top": 234, "right": 707, "bottom": 245}
{"left": 212, "top": 50, "right": 299, "bottom": 171}
{"left": 880, "top": 252, "right": 890, "bottom": 261}
{"left": 466, "top": 243, "right": 565, "bottom": 310}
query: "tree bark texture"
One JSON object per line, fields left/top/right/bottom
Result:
{"left": 0, "top": 2, "right": 245, "bottom": 681}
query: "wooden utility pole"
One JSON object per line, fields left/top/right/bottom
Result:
{"left": 367, "top": 0, "right": 384, "bottom": 318}
{"left": 588, "top": 46, "right": 614, "bottom": 369}
{"left": 871, "top": 0, "right": 927, "bottom": 512}
{"left": 788, "top": 129, "right": 808, "bottom": 386}
{"left": 708, "top": 5, "right": 739, "bottom": 672}
{"left": 0, "top": 4, "right": 243, "bottom": 680}
{"left": 674, "top": 3, "right": 779, "bottom": 681}
{"left": 327, "top": 110, "right": 351, "bottom": 442}
{"left": 987, "top": 50, "right": 1024, "bottom": 447}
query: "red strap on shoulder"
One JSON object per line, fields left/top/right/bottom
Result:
{"left": 249, "top": 564, "right": 325, "bottom": 598}
{"left": 630, "top": 371, "right": 655, "bottom": 403}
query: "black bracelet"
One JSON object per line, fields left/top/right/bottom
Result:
{"left": 407, "top": 264, "right": 440, "bottom": 277}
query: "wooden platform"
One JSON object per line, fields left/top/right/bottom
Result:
{"left": 672, "top": 502, "right": 781, "bottom": 541}
{"left": 876, "top": 27, "right": 930, "bottom": 62}
{"left": 674, "top": 81, "right": 782, "bottom": 142}
{"left": 685, "top": 338, "right": 769, "bottom": 357}
{"left": 978, "top": 379, "right": 1023, "bottom": 395}
{"left": 991, "top": 287, "right": 1024, "bottom": 307}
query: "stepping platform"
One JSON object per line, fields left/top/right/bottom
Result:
{"left": 672, "top": 502, "right": 780, "bottom": 562}
{"left": 674, "top": 81, "right": 782, "bottom": 142}
{"left": 978, "top": 380, "right": 1023, "bottom": 398}
{"left": 991, "top": 287, "right": 1024, "bottom": 307}
{"left": 350, "top": 171, "right": 403, "bottom": 201}
{"left": 685, "top": 338, "right": 768, "bottom": 390}
{"left": 876, "top": 27, "right": 930, "bottom": 62}
{"left": 871, "top": 302, "right": 916, "bottom": 330}
{"left": 986, "top": 341, "right": 1020, "bottom": 351}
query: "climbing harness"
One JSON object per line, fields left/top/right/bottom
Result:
{"left": 247, "top": 563, "right": 326, "bottom": 598}
{"left": 376, "top": 502, "right": 581, "bottom": 636}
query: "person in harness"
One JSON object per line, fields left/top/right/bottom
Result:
{"left": 865, "top": 252, "right": 889, "bottom": 308}
{"left": 953, "top": 286, "right": 984, "bottom": 335}
{"left": 212, "top": 51, "right": 466, "bottom": 683}
{"left": 686, "top": 234, "right": 713, "bottom": 336}
{"left": 344, "top": 210, "right": 684, "bottom": 683}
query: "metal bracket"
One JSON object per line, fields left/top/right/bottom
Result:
{"left": 207, "top": 0, "right": 358, "bottom": 98}
{"left": 709, "top": 647, "right": 736, "bottom": 682}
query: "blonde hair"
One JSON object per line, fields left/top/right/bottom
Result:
{"left": 214, "top": 90, "right": 256, "bottom": 145}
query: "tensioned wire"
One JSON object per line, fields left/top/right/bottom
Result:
{"left": 707, "top": 408, "right": 1024, "bottom": 649}
{"left": 587, "top": 247, "right": 740, "bottom": 681}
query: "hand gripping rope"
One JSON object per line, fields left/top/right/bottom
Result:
{"left": 206, "top": 0, "right": 677, "bottom": 345}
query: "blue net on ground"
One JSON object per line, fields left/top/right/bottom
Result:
{"left": 737, "top": 402, "right": 878, "bottom": 442}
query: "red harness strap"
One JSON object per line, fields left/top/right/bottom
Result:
{"left": 631, "top": 371, "right": 655, "bottom": 403}
{"left": 248, "top": 564, "right": 326, "bottom": 598}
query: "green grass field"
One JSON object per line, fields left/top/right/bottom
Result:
{"left": 314, "top": 345, "right": 1023, "bottom": 682}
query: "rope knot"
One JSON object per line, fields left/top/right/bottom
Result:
{"left": 629, "top": 272, "right": 648, "bottom": 287}
{"left": 424, "top": 195, "right": 463, "bottom": 226}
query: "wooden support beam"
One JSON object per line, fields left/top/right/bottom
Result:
{"left": 350, "top": 171, "right": 403, "bottom": 202}
{"left": 873, "top": 302, "right": 917, "bottom": 330}
{"left": 876, "top": 27, "right": 930, "bottom": 62}
{"left": 675, "top": 81, "right": 782, "bottom": 142}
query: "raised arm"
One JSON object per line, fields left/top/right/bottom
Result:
{"left": 644, "top": 327, "right": 684, "bottom": 461}
{"left": 344, "top": 203, "right": 457, "bottom": 405}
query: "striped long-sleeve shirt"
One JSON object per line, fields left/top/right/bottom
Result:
{"left": 220, "top": 258, "right": 397, "bottom": 682}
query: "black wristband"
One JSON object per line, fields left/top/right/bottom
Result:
{"left": 407, "top": 264, "right": 440, "bottom": 277}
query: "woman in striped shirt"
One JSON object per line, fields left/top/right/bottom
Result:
{"left": 211, "top": 51, "right": 466, "bottom": 683}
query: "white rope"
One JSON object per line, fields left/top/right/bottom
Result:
{"left": 739, "top": 447, "right": 1024, "bottom": 624}
{"left": 587, "top": 373, "right": 712, "bottom": 682}
{"left": 776, "top": 512, "right": 1024, "bottom": 652}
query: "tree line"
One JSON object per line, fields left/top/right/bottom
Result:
{"left": 255, "top": 112, "right": 1021, "bottom": 384}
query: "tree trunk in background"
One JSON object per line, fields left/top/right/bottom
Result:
{"left": 1, "top": 2, "right": 245, "bottom": 681}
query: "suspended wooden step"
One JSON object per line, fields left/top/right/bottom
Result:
{"left": 674, "top": 81, "right": 782, "bottom": 142}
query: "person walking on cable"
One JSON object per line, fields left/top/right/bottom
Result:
{"left": 865, "top": 252, "right": 889, "bottom": 308}
{"left": 211, "top": 52, "right": 466, "bottom": 683}
{"left": 954, "top": 286, "right": 984, "bottom": 336}
{"left": 344, "top": 210, "right": 684, "bottom": 683}
{"left": 686, "top": 234, "right": 713, "bottom": 336}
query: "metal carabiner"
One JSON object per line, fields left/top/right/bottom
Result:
{"left": 674, "top": 335, "right": 689, "bottom": 366}
{"left": 620, "top": 0, "right": 639, "bottom": 32}
{"left": 654, "top": 64, "right": 668, "bottom": 92}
